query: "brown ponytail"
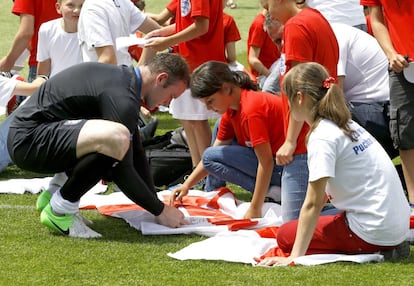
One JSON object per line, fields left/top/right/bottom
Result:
{"left": 282, "top": 62, "right": 357, "bottom": 142}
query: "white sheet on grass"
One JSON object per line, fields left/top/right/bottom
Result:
{"left": 0, "top": 178, "right": 406, "bottom": 266}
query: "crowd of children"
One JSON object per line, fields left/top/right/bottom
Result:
{"left": 0, "top": 0, "right": 412, "bottom": 261}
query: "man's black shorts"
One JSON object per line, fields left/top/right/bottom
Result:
{"left": 8, "top": 119, "right": 86, "bottom": 173}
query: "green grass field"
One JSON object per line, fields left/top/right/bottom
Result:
{"left": 0, "top": 0, "right": 413, "bottom": 285}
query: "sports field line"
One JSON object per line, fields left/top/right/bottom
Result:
{"left": 0, "top": 204, "right": 35, "bottom": 210}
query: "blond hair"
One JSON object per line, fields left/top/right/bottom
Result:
{"left": 282, "top": 62, "right": 356, "bottom": 142}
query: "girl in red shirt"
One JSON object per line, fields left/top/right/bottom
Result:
{"left": 170, "top": 61, "right": 285, "bottom": 219}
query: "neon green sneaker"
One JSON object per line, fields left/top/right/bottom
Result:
{"left": 40, "top": 204, "right": 75, "bottom": 235}
{"left": 40, "top": 204, "right": 102, "bottom": 238}
{"left": 36, "top": 190, "right": 52, "bottom": 212}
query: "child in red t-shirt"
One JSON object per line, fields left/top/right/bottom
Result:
{"left": 247, "top": 0, "right": 280, "bottom": 87}
{"left": 145, "top": 0, "right": 226, "bottom": 172}
{"left": 223, "top": 10, "right": 241, "bottom": 64}
{"left": 170, "top": 61, "right": 285, "bottom": 219}
{"left": 268, "top": 0, "right": 339, "bottom": 223}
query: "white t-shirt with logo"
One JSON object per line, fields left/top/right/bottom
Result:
{"left": 308, "top": 119, "right": 410, "bottom": 246}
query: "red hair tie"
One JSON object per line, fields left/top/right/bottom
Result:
{"left": 323, "top": 77, "right": 335, "bottom": 89}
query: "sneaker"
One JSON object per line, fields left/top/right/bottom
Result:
{"left": 380, "top": 241, "right": 411, "bottom": 261}
{"left": 170, "top": 127, "right": 188, "bottom": 148}
{"left": 68, "top": 216, "right": 101, "bottom": 238}
{"left": 264, "top": 185, "right": 281, "bottom": 204}
{"left": 40, "top": 204, "right": 101, "bottom": 238}
{"left": 36, "top": 190, "right": 52, "bottom": 212}
{"left": 75, "top": 213, "right": 94, "bottom": 226}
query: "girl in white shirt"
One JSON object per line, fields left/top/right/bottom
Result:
{"left": 257, "top": 62, "right": 410, "bottom": 266}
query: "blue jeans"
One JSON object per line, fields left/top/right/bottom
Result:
{"left": 16, "top": 65, "right": 36, "bottom": 105}
{"left": 261, "top": 63, "right": 281, "bottom": 95}
{"left": 0, "top": 112, "right": 15, "bottom": 172}
{"left": 349, "top": 101, "right": 397, "bottom": 158}
{"left": 204, "top": 118, "right": 237, "bottom": 191}
{"left": 0, "top": 66, "right": 37, "bottom": 172}
{"left": 202, "top": 145, "right": 283, "bottom": 192}
{"left": 281, "top": 153, "right": 309, "bottom": 223}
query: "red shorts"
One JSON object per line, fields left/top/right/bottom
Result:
{"left": 277, "top": 212, "right": 395, "bottom": 255}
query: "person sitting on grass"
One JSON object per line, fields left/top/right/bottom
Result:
{"left": 7, "top": 53, "right": 191, "bottom": 238}
{"left": 0, "top": 73, "right": 45, "bottom": 105}
{"left": 257, "top": 62, "right": 410, "bottom": 266}
{"left": 0, "top": 73, "right": 46, "bottom": 171}
{"left": 170, "top": 61, "right": 284, "bottom": 219}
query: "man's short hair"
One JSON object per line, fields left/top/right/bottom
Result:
{"left": 147, "top": 53, "right": 190, "bottom": 88}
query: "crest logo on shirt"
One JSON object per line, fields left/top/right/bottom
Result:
{"left": 279, "top": 53, "right": 286, "bottom": 76}
{"left": 63, "top": 120, "right": 82, "bottom": 126}
{"left": 181, "top": 0, "right": 191, "bottom": 17}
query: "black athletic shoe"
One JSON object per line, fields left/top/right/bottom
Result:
{"left": 380, "top": 241, "right": 411, "bottom": 261}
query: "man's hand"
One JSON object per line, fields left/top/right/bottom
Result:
{"left": 155, "top": 204, "right": 190, "bottom": 228}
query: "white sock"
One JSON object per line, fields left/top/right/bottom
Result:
{"left": 50, "top": 190, "right": 79, "bottom": 215}
{"left": 47, "top": 172, "right": 68, "bottom": 194}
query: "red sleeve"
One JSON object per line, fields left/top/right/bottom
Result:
{"left": 12, "top": 0, "right": 35, "bottom": 16}
{"left": 360, "top": 0, "right": 382, "bottom": 6}
{"left": 223, "top": 13, "right": 241, "bottom": 44}
{"left": 166, "top": 0, "right": 178, "bottom": 12}
{"left": 247, "top": 15, "right": 266, "bottom": 48}
{"left": 283, "top": 22, "right": 314, "bottom": 65}
{"left": 217, "top": 113, "right": 235, "bottom": 141}
{"left": 190, "top": 0, "right": 210, "bottom": 18}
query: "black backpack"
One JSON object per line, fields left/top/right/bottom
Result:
{"left": 143, "top": 129, "right": 192, "bottom": 188}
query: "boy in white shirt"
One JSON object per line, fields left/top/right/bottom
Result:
{"left": 37, "top": 0, "right": 84, "bottom": 77}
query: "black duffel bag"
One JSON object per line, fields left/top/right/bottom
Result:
{"left": 145, "top": 143, "right": 192, "bottom": 188}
